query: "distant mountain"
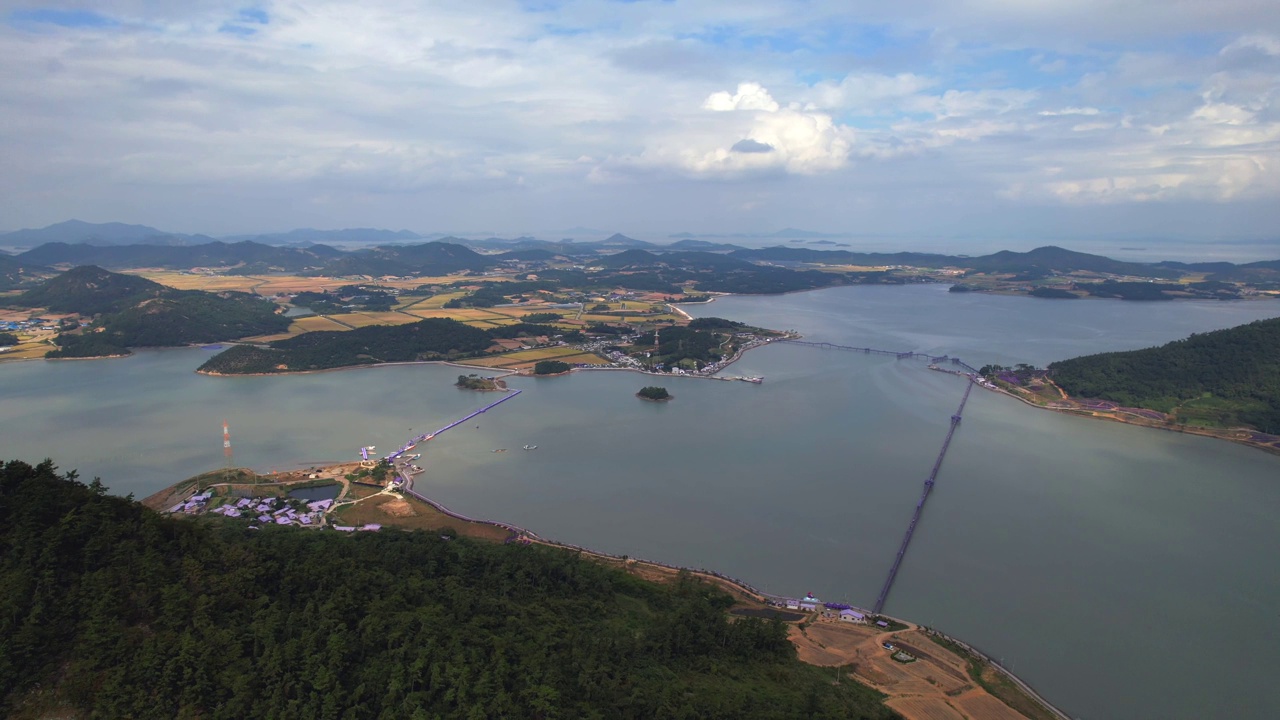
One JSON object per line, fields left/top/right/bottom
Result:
{"left": 730, "top": 245, "right": 1184, "bottom": 278}
{"left": 223, "top": 228, "right": 422, "bottom": 246}
{"left": 0, "top": 220, "right": 215, "bottom": 247}
{"left": 597, "top": 233, "right": 654, "bottom": 249}
{"left": 596, "top": 249, "right": 659, "bottom": 269}
{"left": 666, "top": 239, "right": 746, "bottom": 251}
{"left": 309, "top": 242, "right": 497, "bottom": 277}
{"left": 17, "top": 241, "right": 338, "bottom": 273}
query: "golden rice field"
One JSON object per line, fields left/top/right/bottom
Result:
{"left": 460, "top": 345, "right": 594, "bottom": 369}
{"left": 291, "top": 316, "right": 349, "bottom": 332}
{"left": 328, "top": 311, "right": 421, "bottom": 328}
{"left": 0, "top": 340, "right": 55, "bottom": 360}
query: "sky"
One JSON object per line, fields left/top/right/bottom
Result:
{"left": 1, "top": 0, "right": 1278, "bottom": 244}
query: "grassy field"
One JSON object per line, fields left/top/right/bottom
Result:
{"left": 330, "top": 493, "right": 512, "bottom": 542}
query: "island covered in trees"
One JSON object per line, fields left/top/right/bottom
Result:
{"left": 637, "top": 386, "right": 672, "bottom": 401}
{"left": 977, "top": 317, "right": 1280, "bottom": 452}
{"left": 455, "top": 373, "right": 506, "bottom": 391}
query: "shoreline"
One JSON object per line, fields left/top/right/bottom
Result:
{"left": 982, "top": 379, "right": 1280, "bottom": 457}
{"left": 153, "top": 455, "right": 1071, "bottom": 720}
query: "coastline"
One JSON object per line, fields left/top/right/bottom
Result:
{"left": 980, "top": 378, "right": 1280, "bottom": 457}
{"left": 152, "top": 455, "right": 1071, "bottom": 720}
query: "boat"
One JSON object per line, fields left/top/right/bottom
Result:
{"left": 406, "top": 453, "right": 421, "bottom": 460}
{"left": 740, "top": 376, "right": 764, "bottom": 384}
{"left": 403, "top": 443, "right": 416, "bottom": 451}
{"left": 523, "top": 444, "right": 537, "bottom": 450}
{"left": 493, "top": 448, "right": 507, "bottom": 453}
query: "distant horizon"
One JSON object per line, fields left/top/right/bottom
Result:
{"left": 3, "top": 217, "right": 1280, "bottom": 264}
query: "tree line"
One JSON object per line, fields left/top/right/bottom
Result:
{"left": 0, "top": 459, "right": 898, "bottom": 719}
{"left": 1049, "top": 317, "right": 1280, "bottom": 432}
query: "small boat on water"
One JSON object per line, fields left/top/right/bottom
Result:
{"left": 406, "top": 454, "right": 421, "bottom": 460}
{"left": 493, "top": 448, "right": 507, "bottom": 453}
{"left": 740, "top": 376, "right": 764, "bottom": 384}
{"left": 523, "top": 444, "right": 537, "bottom": 450}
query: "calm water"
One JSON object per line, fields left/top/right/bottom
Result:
{"left": 288, "top": 484, "right": 342, "bottom": 501}
{"left": 2, "top": 284, "right": 1278, "bottom": 719}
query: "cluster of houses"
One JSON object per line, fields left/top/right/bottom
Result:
{"left": 166, "top": 491, "right": 381, "bottom": 533}
{"left": 772, "top": 593, "right": 871, "bottom": 624}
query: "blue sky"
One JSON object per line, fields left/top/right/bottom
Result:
{"left": 0, "top": 0, "right": 1277, "bottom": 245}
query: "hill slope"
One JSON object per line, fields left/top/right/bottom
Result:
{"left": 12, "top": 265, "right": 167, "bottom": 315}
{"left": 0, "top": 458, "right": 898, "bottom": 720}
{"left": 1049, "top": 317, "right": 1280, "bottom": 432}
{"left": 10, "top": 266, "right": 288, "bottom": 357}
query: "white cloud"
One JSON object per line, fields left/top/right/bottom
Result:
{"left": 1039, "top": 107, "right": 1101, "bottom": 116}
{"left": 703, "top": 82, "right": 780, "bottom": 112}
{"left": 1220, "top": 34, "right": 1280, "bottom": 56}
{"left": 807, "top": 72, "right": 935, "bottom": 113}
{"left": 0, "top": 0, "right": 1277, "bottom": 237}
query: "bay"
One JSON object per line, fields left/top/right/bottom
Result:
{"left": 1, "top": 284, "right": 1278, "bottom": 719}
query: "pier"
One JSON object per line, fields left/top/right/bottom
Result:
{"left": 873, "top": 379, "right": 974, "bottom": 614}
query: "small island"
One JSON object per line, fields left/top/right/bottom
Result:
{"left": 533, "top": 359, "right": 572, "bottom": 376}
{"left": 455, "top": 373, "right": 506, "bottom": 391}
{"left": 637, "top": 386, "right": 671, "bottom": 401}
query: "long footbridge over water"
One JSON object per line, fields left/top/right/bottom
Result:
{"left": 385, "top": 389, "right": 523, "bottom": 462}
{"left": 779, "top": 338, "right": 979, "bottom": 614}
{"left": 779, "top": 339, "right": 981, "bottom": 375}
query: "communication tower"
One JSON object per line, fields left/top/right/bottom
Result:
{"left": 223, "top": 420, "right": 233, "bottom": 471}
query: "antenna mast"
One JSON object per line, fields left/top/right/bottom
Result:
{"left": 223, "top": 420, "right": 233, "bottom": 471}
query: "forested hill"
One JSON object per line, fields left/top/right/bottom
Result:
{"left": 11, "top": 266, "right": 289, "bottom": 358}
{"left": 0, "top": 459, "right": 898, "bottom": 719}
{"left": 1049, "top": 317, "right": 1280, "bottom": 432}
{"left": 198, "top": 318, "right": 567, "bottom": 374}
{"left": 13, "top": 264, "right": 167, "bottom": 315}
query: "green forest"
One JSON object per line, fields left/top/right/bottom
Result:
{"left": 637, "top": 386, "right": 671, "bottom": 401}
{"left": 199, "top": 318, "right": 496, "bottom": 373}
{"left": 0, "top": 459, "right": 897, "bottom": 720}
{"left": 1050, "top": 317, "right": 1280, "bottom": 432}
{"left": 199, "top": 319, "right": 567, "bottom": 374}
{"left": 11, "top": 266, "right": 289, "bottom": 358}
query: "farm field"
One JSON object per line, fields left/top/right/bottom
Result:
{"left": 127, "top": 271, "right": 487, "bottom": 295}
{"left": 460, "top": 346, "right": 592, "bottom": 369}
{"left": 327, "top": 311, "right": 421, "bottom": 328}
{"left": 292, "top": 316, "right": 350, "bottom": 332}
